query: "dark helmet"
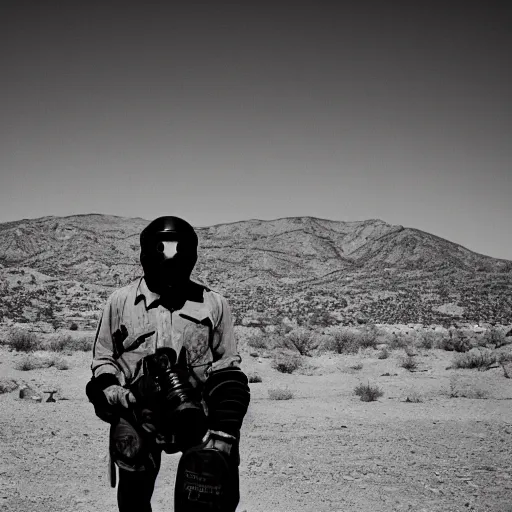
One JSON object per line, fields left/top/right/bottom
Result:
{"left": 140, "top": 216, "right": 198, "bottom": 291}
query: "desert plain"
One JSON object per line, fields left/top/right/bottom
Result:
{"left": 1, "top": 324, "right": 512, "bottom": 512}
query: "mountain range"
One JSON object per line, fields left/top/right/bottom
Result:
{"left": 1, "top": 214, "right": 511, "bottom": 329}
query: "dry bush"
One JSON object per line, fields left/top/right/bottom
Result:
{"left": 55, "top": 359, "right": 70, "bottom": 370}
{"left": 418, "top": 330, "right": 436, "bottom": 349}
{"left": 312, "top": 333, "right": 336, "bottom": 354}
{"left": 452, "top": 350, "right": 497, "bottom": 370}
{"left": 482, "top": 327, "right": 508, "bottom": 348}
{"left": 287, "top": 327, "right": 316, "bottom": 356}
{"left": 8, "top": 329, "right": 40, "bottom": 352}
{"left": 404, "top": 390, "right": 423, "bottom": 403}
{"left": 500, "top": 353, "right": 512, "bottom": 378}
{"left": 377, "top": 347, "right": 390, "bottom": 359}
{"left": 67, "top": 336, "right": 94, "bottom": 352}
{"left": 357, "top": 324, "right": 380, "bottom": 349}
{"left": 271, "top": 351, "right": 302, "bottom": 374}
{"left": 268, "top": 388, "right": 294, "bottom": 400}
{"left": 400, "top": 355, "right": 418, "bottom": 371}
{"left": 44, "top": 334, "right": 70, "bottom": 352}
{"left": 15, "top": 355, "right": 48, "bottom": 371}
{"left": 15, "top": 354, "right": 68, "bottom": 371}
{"left": 449, "top": 376, "right": 488, "bottom": 399}
{"left": 267, "top": 333, "right": 297, "bottom": 352}
{"left": 386, "top": 332, "right": 410, "bottom": 350}
{"left": 498, "top": 352, "right": 512, "bottom": 365}
{"left": 404, "top": 345, "right": 417, "bottom": 357}
{"left": 440, "top": 330, "right": 471, "bottom": 353}
{"left": 248, "top": 372, "right": 262, "bottom": 383}
{"left": 247, "top": 332, "right": 268, "bottom": 350}
{"left": 354, "top": 382, "right": 384, "bottom": 402}
{"left": 0, "top": 378, "right": 19, "bottom": 394}
{"left": 328, "top": 328, "right": 359, "bottom": 354}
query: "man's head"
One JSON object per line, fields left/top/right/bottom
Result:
{"left": 140, "top": 216, "right": 198, "bottom": 293}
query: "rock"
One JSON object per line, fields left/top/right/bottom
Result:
{"left": 19, "top": 385, "right": 42, "bottom": 402}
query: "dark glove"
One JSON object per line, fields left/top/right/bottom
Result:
{"left": 86, "top": 374, "right": 127, "bottom": 423}
{"left": 103, "top": 384, "right": 136, "bottom": 409}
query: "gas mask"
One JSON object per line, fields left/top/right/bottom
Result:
{"left": 140, "top": 216, "right": 198, "bottom": 293}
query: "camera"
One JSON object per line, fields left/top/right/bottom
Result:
{"left": 132, "top": 347, "right": 208, "bottom": 451}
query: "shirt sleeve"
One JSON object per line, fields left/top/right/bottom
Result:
{"left": 91, "top": 294, "right": 125, "bottom": 384}
{"left": 209, "top": 294, "right": 242, "bottom": 372}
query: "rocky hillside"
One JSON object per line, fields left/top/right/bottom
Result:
{"left": 1, "top": 214, "right": 511, "bottom": 328}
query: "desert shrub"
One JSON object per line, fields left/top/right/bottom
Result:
{"left": 271, "top": 351, "right": 302, "bottom": 374}
{"left": 482, "top": 327, "right": 508, "bottom": 348}
{"left": 69, "top": 322, "right": 78, "bottom": 331}
{"left": 449, "top": 377, "right": 488, "bottom": 398}
{"left": 312, "top": 333, "right": 335, "bottom": 354}
{"left": 15, "top": 354, "right": 67, "bottom": 371}
{"left": 498, "top": 352, "right": 512, "bottom": 364}
{"left": 67, "top": 336, "right": 94, "bottom": 352}
{"left": 0, "top": 378, "right": 18, "bottom": 394}
{"left": 55, "top": 359, "right": 70, "bottom": 370}
{"left": 267, "top": 333, "right": 296, "bottom": 352}
{"left": 15, "top": 355, "right": 47, "bottom": 371}
{"left": 354, "top": 382, "right": 384, "bottom": 402}
{"left": 287, "top": 327, "right": 315, "bottom": 356}
{"left": 329, "top": 328, "right": 359, "bottom": 354}
{"left": 439, "top": 330, "right": 471, "bottom": 352}
{"left": 8, "top": 329, "right": 40, "bottom": 352}
{"left": 387, "top": 333, "right": 410, "bottom": 350}
{"left": 418, "top": 331, "right": 436, "bottom": 349}
{"left": 44, "top": 334, "right": 70, "bottom": 352}
{"left": 452, "top": 350, "right": 497, "bottom": 370}
{"left": 404, "top": 345, "right": 417, "bottom": 357}
{"left": 377, "top": 347, "right": 390, "bottom": 359}
{"left": 500, "top": 353, "right": 512, "bottom": 378}
{"left": 268, "top": 388, "right": 294, "bottom": 400}
{"left": 404, "top": 391, "right": 423, "bottom": 403}
{"left": 400, "top": 355, "right": 418, "bottom": 371}
{"left": 358, "top": 324, "right": 380, "bottom": 349}
{"left": 247, "top": 332, "right": 268, "bottom": 350}
{"left": 248, "top": 372, "right": 262, "bottom": 383}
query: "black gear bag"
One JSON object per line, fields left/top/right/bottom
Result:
{"left": 175, "top": 445, "right": 239, "bottom": 512}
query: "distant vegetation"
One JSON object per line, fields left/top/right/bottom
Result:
{"left": 3, "top": 328, "right": 94, "bottom": 353}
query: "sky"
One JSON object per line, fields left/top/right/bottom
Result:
{"left": 1, "top": 1, "right": 511, "bottom": 259}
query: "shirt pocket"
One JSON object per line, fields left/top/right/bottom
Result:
{"left": 177, "top": 311, "right": 213, "bottom": 367}
{"left": 117, "top": 330, "right": 157, "bottom": 383}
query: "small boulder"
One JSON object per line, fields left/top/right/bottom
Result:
{"left": 19, "top": 385, "right": 42, "bottom": 402}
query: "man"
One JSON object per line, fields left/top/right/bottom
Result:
{"left": 86, "top": 216, "right": 250, "bottom": 512}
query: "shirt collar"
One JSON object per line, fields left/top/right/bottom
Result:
{"left": 135, "top": 277, "right": 161, "bottom": 308}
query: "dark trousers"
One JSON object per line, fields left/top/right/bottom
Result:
{"left": 117, "top": 450, "right": 162, "bottom": 512}
{"left": 112, "top": 416, "right": 240, "bottom": 512}
{"left": 116, "top": 449, "right": 240, "bottom": 512}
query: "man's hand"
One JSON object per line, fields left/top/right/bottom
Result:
{"left": 103, "top": 385, "right": 136, "bottom": 409}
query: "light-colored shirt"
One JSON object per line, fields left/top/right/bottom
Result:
{"left": 91, "top": 277, "right": 241, "bottom": 388}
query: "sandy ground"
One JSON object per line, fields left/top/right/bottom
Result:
{"left": 1, "top": 341, "right": 512, "bottom": 512}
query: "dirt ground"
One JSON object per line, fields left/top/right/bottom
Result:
{"left": 1, "top": 338, "right": 512, "bottom": 512}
